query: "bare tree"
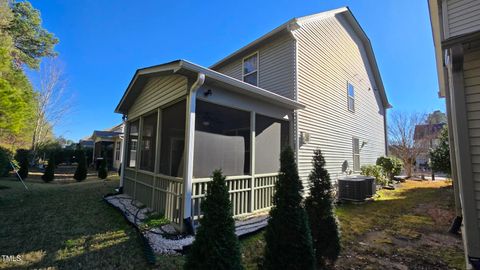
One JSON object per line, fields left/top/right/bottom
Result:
{"left": 388, "top": 111, "right": 427, "bottom": 178}
{"left": 31, "top": 58, "right": 72, "bottom": 157}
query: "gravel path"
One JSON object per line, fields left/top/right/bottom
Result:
{"left": 105, "top": 194, "right": 268, "bottom": 254}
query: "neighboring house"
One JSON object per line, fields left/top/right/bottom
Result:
{"left": 86, "top": 123, "right": 125, "bottom": 171}
{"left": 79, "top": 137, "right": 94, "bottom": 149}
{"left": 429, "top": 0, "right": 480, "bottom": 268}
{"left": 115, "top": 7, "right": 389, "bottom": 231}
{"left": 413, "top": 123, "right": 445, "bottom": 169}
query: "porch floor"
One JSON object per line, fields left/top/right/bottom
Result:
{"left": 105, "top": 193, "right": 269, "bottom": 254}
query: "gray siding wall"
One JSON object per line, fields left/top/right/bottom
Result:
{"left": 213, "top": 34, "right": 296, "bottom": 99}
{"left": 464, "top": 46, "right": 480, "bottom": 227}
{"left": 128, "top": 75, "right": 187, "bottom": 119}
{"left": 293, "top": 14, "right": 386, "bottom": 185}
{"left": 444, "top": 0, "right": 480, "bottom": 38}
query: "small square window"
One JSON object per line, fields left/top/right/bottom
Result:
{"left": 347, "top": 83, "right": 355, "bottom": 112}
{"left": 243, "top": 53, "right": 258, "bottom": 86}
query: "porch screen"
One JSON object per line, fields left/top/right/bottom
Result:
{"left": 126, "top": 120, "right": 139, "bottom": 168}
{"left": 194, "top": 100, "right": 250, "bottom": 178}
{"left": 255, "top": 114, "right": 289, "bottom": 174}
{"left": 140, "top": 112, "right": 157, "bottom": 172}
{"left": 159, "top": 100, "right": 186, "bottom": 177}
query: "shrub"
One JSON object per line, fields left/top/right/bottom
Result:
{"left": 98, "top": 158, "right": 108, "bottom": 179}
{"left": 430, "top": 126, "right": 451, "bottom": 175}
{"left": 0, "top": 147, "right": 13, "bottom": 177}
{"left": 74, "top": 148, "right": 87, "bottom": 181}
{"left": 42, "top": 155, "right": 55, "bottom": 182}
{"left": 184, "top": 170, "right": 242, "bottom": 270}
{"left": 305, "top": 149, "right": 341, "bottom": 268}
{"left": 15, "top": 149, "right": 30, "bottom": 179}
{"left": 264, "top": 146, "right": 315, "bottom": 270}
{"left": 361, "top": 164, "right": 386, "bottom": 185}
{"left": 376, "top": 156, "right": 403, "bottom": 181}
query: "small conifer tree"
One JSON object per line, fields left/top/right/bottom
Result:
{"left": 42, "top": 155, "right": 55, "bottom": 182}
{"left": 184, "top": 170, "right": 243, "bottom": 270}
{"left": 305, "top": 149, "right": 341, "bottom": 268}
{"left": 263, "top": 147, "right": 315, "bottom": 270}
{"left": 15, "top": 149, "right": 30, "bottom": 179}
{"left": 74, "top": 148, "right": 87, "bottom": 181}
{"left": 98, "top": 158, "right": 108, "bottom": 179}
{"left": 430, "top": 126, "right": 451, "bottom": 175}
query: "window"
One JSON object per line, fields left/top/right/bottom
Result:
{"left": 194, "top": 100, "right": 250, "bottom": 178}
{"left": 255, "top": 114, "right": 290, "bottom": 174}
{"left": 159, "top": 100, "right": 186, "bottom": 177}
{"left": 243, "top": 53, "right": 258, "bottom": 86}
{"left": 115, "top": 141, "right": 121, "bottom": 161}
{"left": 126, "top": 121, "right": 139, "bottom": 168}
{"left": 353, "top": 137, "right": 360, "bottom": 171}
{"left": 140, "top": 112, "right": 157, "bottom": 172}
{"left": 347, "top": 83, "right": 355, "bottom": 112}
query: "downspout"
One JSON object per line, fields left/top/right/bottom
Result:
{"left": 119, "top": 115, "right": 127, "bottom": 192}
{"left": 182, "top": 72, "right": 205, "bottom": 234}
{"left": 288, "top": 20, "right": 301, "bottom": 179}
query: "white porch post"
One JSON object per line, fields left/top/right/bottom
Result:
{"left": 182, "top": 73, "right": 205, "bottom": 228}
{"left": 250, "top": 112, "right": 256, "bottom": 212}
{"left": 119, "top": 118, "right": 127, "bottom": 189}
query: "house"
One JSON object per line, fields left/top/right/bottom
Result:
{"left": 413, "top": 123, "right": 445, "bottom": 170}
{"left": 428, "top": 0, "right": 480, "bottom": 268}
{"left": 115, "top": 7, "right": 389, "bottom": 232}
{"left": 82, "top": 123, "right": 125, "bottom": 171}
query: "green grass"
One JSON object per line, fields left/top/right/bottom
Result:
{"left": 0, "top": 177, "right": 150, "bottom": 270}
{"left": 0, "top": 177, "right": 465, "bottom": 270}
{"left": 240, "top": 181, "right": 465, "bottom": 270}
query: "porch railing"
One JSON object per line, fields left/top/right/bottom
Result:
{"left": 124, "top": 169, "right": 184, "bottom": 228}
{"left": 191, "top": 173, "right": 279, "bottom": 221}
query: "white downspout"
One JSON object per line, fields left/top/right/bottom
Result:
{"left": 119, "top": 116, "right": 127, "bottom": 191}
{"left": 182, "top": 72, "right": 205, "bottom": 233}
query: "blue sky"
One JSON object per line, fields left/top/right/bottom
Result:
{"left": 28, "top": 0, "right": 444, "bottom": 141}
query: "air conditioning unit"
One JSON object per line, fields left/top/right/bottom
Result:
{"left": 338, "top": 176, "right": 376, "bottom": 201}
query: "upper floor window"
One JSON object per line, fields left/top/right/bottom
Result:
{"left": 347, "top": 83, "right": 355, "bottom": 112}
{"left": 243, "top": 53, "right": 258, "bottom": 86}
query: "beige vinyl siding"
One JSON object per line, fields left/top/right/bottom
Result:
{"left": 294, "top": 14, "right": 386, "bottom": 186}
{"left": 128, "top": 75, "right": 187, "bottom": 119}
{"left": 445, "top": 0, "right": 480, "bottom": 38}
{"left": 464, "top": 46, "right": 480, "bottom": 225}
{"left": 213, "top": 35, "right": 296, "bottom": 99}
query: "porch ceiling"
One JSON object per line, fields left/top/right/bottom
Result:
{"left": 115, "top": 60, "right": 305, "bottom": 115}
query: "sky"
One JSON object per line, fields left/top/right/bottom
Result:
{"left": 28, "top": 0, "right": 445, "bottom": 141}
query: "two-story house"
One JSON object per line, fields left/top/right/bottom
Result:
{"left": 429, "top": 0, "right": 480, "bottom": 269}
{"left": 114, "top": 7, "right": 389, "bottom": 232}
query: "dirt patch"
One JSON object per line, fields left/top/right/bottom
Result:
{"left": 333, "top": 181, "right": 465, "bottom": 270}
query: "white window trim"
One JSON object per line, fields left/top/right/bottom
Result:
{"left": 242, "top": 51, "right": 259, "bottom": 85}
{"left": 347, "top": 82, "right": 355, "bottom": 112}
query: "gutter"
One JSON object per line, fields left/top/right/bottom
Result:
{"left": 182, "top": 72, "right": 205, "bottom": 234}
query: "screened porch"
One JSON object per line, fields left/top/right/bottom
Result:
{"left": 122, "top": 96, "right": 291, "bottom": 231}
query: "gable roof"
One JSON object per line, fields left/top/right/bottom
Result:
{"left": 115, "top": 60, "right": 305, "bottom": 115}
{"left": 210, "top": 7, "right": 391, "bottom": 109}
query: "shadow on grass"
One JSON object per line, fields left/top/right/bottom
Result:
{"left": 0, "top": 178, "right": 151, "bottom": 270}
{"left": 240, "top": 181, "right": 463, "bottom": 270}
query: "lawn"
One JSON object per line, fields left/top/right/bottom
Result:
{"left": 0, "top": 176, "right": 150, "bottom": 270}
{"left": 0, "top": 177, "right": 465, "bottom": 270}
